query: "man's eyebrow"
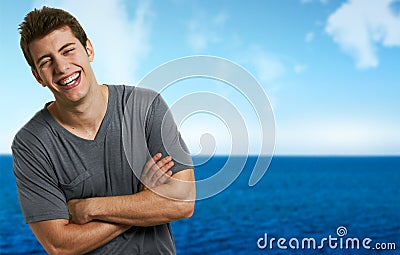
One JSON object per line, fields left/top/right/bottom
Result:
{"left": 35, "top": 42, "right": 76, "bottom": 66}
{"left": 58, "top": 42, "right": 76, "bottom": 53}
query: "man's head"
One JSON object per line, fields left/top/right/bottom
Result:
{"left": 20, "top": 6, "right": 97, "bottom": 104}
{"left": 19, "top": 6, "right": 87, "bottom": 71}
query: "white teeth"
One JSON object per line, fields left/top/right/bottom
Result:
{"left": 60, "top": 72, "right": 79, "bottom": 86}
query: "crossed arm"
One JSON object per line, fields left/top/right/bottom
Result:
{"left": 29, "top": 154, "right": 195, "bottom": 255}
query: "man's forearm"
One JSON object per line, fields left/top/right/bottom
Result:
{"left": 88, "top": 188, "right": 194, "bottom": 226}
{"left": 69, "top": 169, "right": 195, "bottom": 227}
{"left": 30, "top": 219, "right": 130, "bottom": 255}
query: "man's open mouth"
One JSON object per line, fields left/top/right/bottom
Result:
{"left": 57, "top": 71, "right": 81, "bottom": 87}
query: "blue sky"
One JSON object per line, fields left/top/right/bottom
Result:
{"left": 1, "top": 0, "right": 399, "bottom": 155}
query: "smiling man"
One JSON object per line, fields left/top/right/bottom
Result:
{"left": 12, "top": 6, "right": 195, "bottom": 254}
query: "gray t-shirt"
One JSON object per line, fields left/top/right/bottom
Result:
{"left": 12, "top": 85, "right": 192, "bottom": 254}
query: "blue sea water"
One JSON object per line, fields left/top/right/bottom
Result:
{"left": 0, "top": 155, "right": 399, "bottom": 254}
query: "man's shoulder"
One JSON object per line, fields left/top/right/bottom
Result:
{"left": 112, "top": 85, "right": 159, "bottom": 98}
{"left": 12, "top": 108, "right": 53, "bottom": 150}
{"left": 111, "top": 85, "right": 160, "bottom": 108}
{"left": 132, "top": 86, "right": 158, "bottom": 96}
{"left": 108, "top": 85, "right": 156, "bottom": 103}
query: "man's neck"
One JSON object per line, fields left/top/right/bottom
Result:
{"left": 48, "top": 84, "right": 109, "bottom": 140}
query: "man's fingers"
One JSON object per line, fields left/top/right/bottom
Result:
{"left": 155, "top": 155, "right": 172, "bottom": 169}
{"left": 149, "top": 162, "right": 171, "bottom": 183}
{"left": 142, "top": 153, "right": 162, "bottom": 177}
{"left": 153, "top": 153, "right": 162, "bottom": 161}
{"left": 141, "top": 154, "right": 175, "bottom": 189}
{"left": 149, "top": 159, "right": 173, "bottom": 182}
{"left": 159, "top": 160, "right": 174, "bottom": 172}
{"left": 147, "top": 160, "right": 173, "bottom": 188}
{"left": 145, "top": 153, "right": 162, "bottom": 170}
{"left": 148, "top": 155, "right": 172, "bottom": 177}
{"left": 156, "top": 170, "right": 173, "bottom": 186}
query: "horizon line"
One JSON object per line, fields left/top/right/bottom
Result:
{"left": 1, "top": 153, "right": 400, "bottom": 157}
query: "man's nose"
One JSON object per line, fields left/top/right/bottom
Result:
{"left": 53, "top": 56, "right": 70, "bottom": 73}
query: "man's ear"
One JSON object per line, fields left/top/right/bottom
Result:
{"left": 31, "top": 68, "right": 46, "bottom": 87}
{"left": 85, "top": 39, "right": 94, "bottom": 62}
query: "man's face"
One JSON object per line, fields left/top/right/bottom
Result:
{"left": 29, "top": 26, "right": 95, "bottom": 104}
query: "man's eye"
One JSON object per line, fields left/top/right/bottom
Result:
{"left": 39, "top": 60, "right": 51, "bottom": 68}
{"left": 64, "top": 48, "right": 75, "bottom": 55}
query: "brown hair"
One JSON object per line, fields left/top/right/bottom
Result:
{"left": 19, "top": 6, "right": 88, "bottom": 70}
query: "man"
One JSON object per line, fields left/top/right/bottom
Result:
{"left": 12, "top": 6, "right": 195, "bottom": 254}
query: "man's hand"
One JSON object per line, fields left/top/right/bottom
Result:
{"left": 68, "top": 199, "right": 92, "bottom": 224}
{"left": 139, "top": 153, "right": 174, "bottom": 191}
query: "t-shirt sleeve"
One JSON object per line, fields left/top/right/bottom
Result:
{"left": 145, "top": 94, "right": 193, "bottom": 174}
{"left": 12, "top": 131, "right": 69, "bottom": 223}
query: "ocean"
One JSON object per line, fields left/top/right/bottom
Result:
{"left": 1, "top": 155, "right": 399, "bottom": 254}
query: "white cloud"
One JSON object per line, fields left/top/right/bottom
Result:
{"left": 244, "top": 48, "right": 286, "bottom": 84}
{"left": 294, "top": 64, "right": 308, "bottom": 74}
{"left": 33, "top": 0, "right": 153, "bottom": 84}
{"left": 231, "top": 46, "right": 288, "bottom": 118}
{"left": 326, "top": 0, "right": 400, "bottom": 69}
{"left": 187, "top": 11, "right": 228, "bottom": 52}
{"left": 254, "top": 56, "right": 286, "bottom": 84}
{"left": 238, "top": 47, "right": 308, "bottom": 86}
{"left": 213, "top": 12, "right": 229, "bottom": 27}
{"left": 305, "top": 32, "right": 315, "bottom": 42}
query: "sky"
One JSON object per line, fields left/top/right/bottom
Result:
{"left": 0, "top": 0, "right": 400, "bottom": 155}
